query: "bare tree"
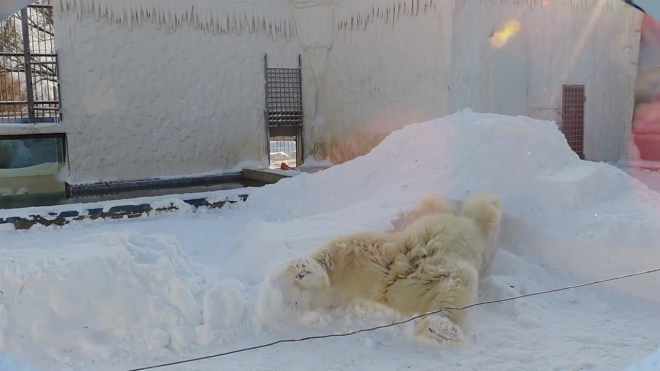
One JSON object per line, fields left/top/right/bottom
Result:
{"left": 0, "top": 0, "right": 58, "bottom": 119}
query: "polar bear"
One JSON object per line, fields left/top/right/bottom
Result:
{"left": 389, "top": 193, "right": 459, "bottom": 232}
{"left": 283, "top": 191, "right": 502, "bottom": 346}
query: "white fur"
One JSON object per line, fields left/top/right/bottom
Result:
{"left": 283, "top": 191, "right": 503, "bottom": 346}
{"left": 390, "top": 194, "right": 458, "bottom": 232}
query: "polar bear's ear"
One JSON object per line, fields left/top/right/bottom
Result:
{"left": 461, "top": 192, "right": 502, "bottom": 241}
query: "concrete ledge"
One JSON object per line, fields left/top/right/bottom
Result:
{"left": 0, "top": 123, "right": 66, "bottom": 135}
{"left": 0, "top": 194, "right": 249, "bottom": 230}
{"left": 243, "top": 168, "right": 296, "bottom": 184}
{"left": 69, "top": 172, "right": 244, "bottom": 197}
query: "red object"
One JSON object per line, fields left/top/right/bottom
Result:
{"left": 634, "top": 133, "right": 660, "bottom": 162}
{"left": 280, "top": 163, "right": 296, "bottom": 170}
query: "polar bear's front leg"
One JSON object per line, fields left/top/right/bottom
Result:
{"left": 285, "top": 258, "right": 330, "bottom": 290}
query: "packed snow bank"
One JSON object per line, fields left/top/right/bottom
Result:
{"left": 240, "top": 110, "right": 660, "bottom": 304}
{"left": 3, "top": 110, "right": 660, "bottom": 371}
{"left": 627, "top": 347, "right": 660, "bottom": 371}
{"left": 0, "top": 232, "right": 250, "bottom": 365}
{"left": 0, "top": 354, "right": 34, "bottom": 371}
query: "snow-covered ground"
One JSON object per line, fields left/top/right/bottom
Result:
{"left": 627, "top": 347, "right": 660, "bottom": 371}
{"left": 2, "top": 110, "right": 660, "bottom": 371}
{"left": 622, "top": 166, "right": 660, "bottom": 193}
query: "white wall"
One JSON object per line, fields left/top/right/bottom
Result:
{"left": 53, "top": 0, "right": 642, "bottom": 183}
{"left": 300, "top": 0, "right": 454, "bottom": 163}
{"left": 54, "top": 0, "right": 302, "bottom": 183}
{"left": 452, "top": 0, "right": 642, "bottom": 162}
{"left": 55, "top": 0, "right": 454, "bottom": 181}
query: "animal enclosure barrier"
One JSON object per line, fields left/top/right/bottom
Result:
{"left": 561, "top": 85, "right": 585, "bottom": 159}
{"left": 0, "top": 0, "right": 60, "bottom": 124}
{"left": 264, "top": 54, "right": 303, "bottom": 168}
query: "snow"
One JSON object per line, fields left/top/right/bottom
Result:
{"left": 0, "top": 354, "right": 33, "bottom": 371}
{"left": 2, "top": 111, "right": 660, "bottom": 371}
{"left": 627, "top": 347, "right": 660, "bottom": 371}
{"left": 622, "top": 166, "right": 660, "bottom": 193}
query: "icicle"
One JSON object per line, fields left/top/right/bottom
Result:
{"left": 58, "top": 0, "right": 630, "bottom": 39}
{"left": 57, "top": 0, "right": 295, "bottom": 40}
{"left": 452, "top": 0, "right": 630, "bottom": 14}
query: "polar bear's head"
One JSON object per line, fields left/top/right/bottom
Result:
{"left": 284, "top": 258, "right": 330, "bottom": 290}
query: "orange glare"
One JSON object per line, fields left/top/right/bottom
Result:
{"left": 490, "top": 20, "right": 521, "bottom": 48}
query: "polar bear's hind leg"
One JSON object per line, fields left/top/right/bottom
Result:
{"left": 416, "top": 314, "right": 464, "bottom": 346}
{"left": 460, "top": 192, "right": 502, "bottom": 243}
{"left": 391, "top": 194, "right": 458, "bottom": 231}
{"left": 412, "top": 260, "right": 478, "bottom": 346}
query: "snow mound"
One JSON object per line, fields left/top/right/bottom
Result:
{"left": 241, "top": 110, "right": 660, "bottom": 304}
{"left": 4, "top": 111, "right": 660, "bottom": 371}
{"left": 0, "top": 354, "right": 34, "bottom": 371}
{"left": 627, "top": 348, "right": 660, "bottom": 371}
{"left": 0, "top": 233, "right": 249, "bottom": 366}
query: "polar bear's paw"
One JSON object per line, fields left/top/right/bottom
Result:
{"left": 286, "top": 258, "right": 330, "bottom": 290}
{"left": 415, "top": 315, "right": 464, "bottom": 346}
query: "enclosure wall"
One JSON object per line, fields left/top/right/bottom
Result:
{"left": 301, "top": 0, "right": 453, "bottom": 164}
{"left": 53, "top": 0, "right": 303, "bottom": 183}
{"left": 451, "top": 0, "right": 641, "bottom": 162}
{"left": 52, "top": 0, "right": 642, "bottom": 183}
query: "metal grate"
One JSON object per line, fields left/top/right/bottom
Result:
{"left": 561, "top": 85, "right": 585, "bottom": 159}
{"left": 0, "top": 0, "right": 60, "bottom": 125}
{"left": 264, "top": 54, "right": 303, "bottom": 167}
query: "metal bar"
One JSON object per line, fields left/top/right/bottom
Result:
{"left": 0, "top": 52, "right": 56, "bottom": 57}
{"left": 264, "top": 53, "right": 271, "bottom": 163}
{"left": 33, "top": 100, "right": 58, "bottom": 104}
{"left": 55, "top": 49, "right": 62, "bottom": 122}
{"left": 297, "top": 53, "right": 304, "bottom": 166}
{"left": 28, "top": 4, "right": 53, "bottom": 9}
{"left": 0, "top": 101, "right": 28, "bottom": 105}
{"left": 31, "top": 61, "right": 57, "bottom": 65}
{"left": 20, "top": 7, "right": 36, "bottom": 124}
{"left": 561, "top": 84, "right": 585, "bottom": 159}
{"left": 266, "top": 67, "right": 300, "bottom": 71}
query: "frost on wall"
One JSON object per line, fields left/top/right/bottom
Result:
{"left": 56, "top": 0, "right": 295, "bottom": 39}
{"left": 304, "top": 0, "right": 453, "bottom": 165}
{"left": 334, "top": 0, "right": 438, "bottom": 31}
